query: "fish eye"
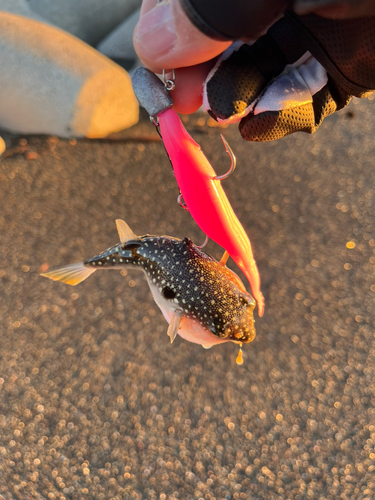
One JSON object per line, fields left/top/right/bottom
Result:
{"left": 162, "top": 287, "right": 176, "bottom": 300}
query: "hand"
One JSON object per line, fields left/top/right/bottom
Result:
{"left": 134, "top": 0, "right": 375, "bottom": 140}
{"left": 133, "top": 0, "right": 231, "bottom": 114}
{"left": 203, "top": 12, "right": 375, "bottom": 141}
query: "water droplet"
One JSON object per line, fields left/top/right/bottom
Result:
{"left": 236, "top": 343, "right": 243, "bottom": 365}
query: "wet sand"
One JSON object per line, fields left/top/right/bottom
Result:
{"left": 0, "top": 99, "right": 374, "bottom": 499}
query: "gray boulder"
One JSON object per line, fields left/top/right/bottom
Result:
{"left": 0, "top": 0, "right": 46, "bottom": 22}
{"left": 0, "top": 12, "right": 139, "bottom": 137}
{"left": 97, "top": 8, "right": 141, "bottom": 74}
{"left": 28, "top": 0, "right": 141, "bottom": 46}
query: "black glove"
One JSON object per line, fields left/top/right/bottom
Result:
{"left": 180, "top": 0, "right": 375, "bottom": 40}
{"left": 201, "top": 12, "right": 375, "bottom": 141}
{"left": 180, "top": 0, "right": 375, "bottom": 141}
{"left": 200, "top": 12, "right": 375, "bottom": 141}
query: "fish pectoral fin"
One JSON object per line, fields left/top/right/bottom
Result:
{"left": 220, "top": 250, "right": 230, "bottom": 266}
{"left": 167, "top": 310, "right": 183, "bottom": 344}
{"left": 202, "top": 344, "right": 213, "bottom": 349}
{"left": 115, "top": 219, "right": 139, "bottom": 244}
{"left": 40, "top": 262, "right": 96, "bottom": 286}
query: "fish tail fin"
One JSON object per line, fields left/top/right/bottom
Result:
{"left": 40, "top": 262, "right": 96, "bottom": 286}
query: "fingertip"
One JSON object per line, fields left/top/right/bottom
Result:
{"left": 140, "top": 0, "right": 158, "bottom": 17}
{"left": 239, "top": 104, "right": 316, "bottom": 142}
{"left": 134, "top": 0, "right": 231, "bottom": 71}
{"left": 172, "top": 90, "right": 202, "bottom": 115}
{"left": 171, "top": 62, "right": 214, "bottom": 114}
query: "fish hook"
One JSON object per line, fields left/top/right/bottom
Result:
{"left": 177, "top": 193, "right": 189, "bottom": 211}
{"left": 214, "top": 135, "right": 236, "bottom": 181}
{"left": 196, "top": 234, "right": 209, "bottom": 249}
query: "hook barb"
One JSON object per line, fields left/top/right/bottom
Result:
{"left": 177, "top": 193, "right": 189, "bottom": 211}
{"left": 196, "top": 234, "right": 209, "bottom": 249}
{"left": 214, "top": 135, "right": 236, "bottom": 181}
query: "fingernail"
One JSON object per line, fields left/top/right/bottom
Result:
{"left": 135, "top": 2, "right": 177, "bottom": 58}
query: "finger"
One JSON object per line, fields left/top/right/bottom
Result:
{"left": 203, "top": 42, "right": 268, "bottom": 123}
{"left": 140, "top": 0, "right": 158, "bottom": 17}
{"left": 240, "top": 104, "right": 317, "bottom": 141}
{"left": 133, "top": 0, "right": 231, "bottom": 73}
{"left": 240, "top": 84, "right": 338, "bottom": 141}
{"left": 172, "top": 61, "right": 215, "bottom": 114}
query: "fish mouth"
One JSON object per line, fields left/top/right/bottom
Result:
{"left": 222, "top": 309, "right": 256, "bottom": 344}
{"left": 237, "top": 321, "right": 256, "bottom": 344}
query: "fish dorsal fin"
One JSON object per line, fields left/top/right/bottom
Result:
{"left": 167, "top": 310, "right": 183, "bottom": 344}
{"left": 115, "top": 219, "right": 138, "bottom": 244}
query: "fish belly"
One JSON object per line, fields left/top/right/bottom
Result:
{"left": 147, "top": 277, "right": 229, "bottom": 347}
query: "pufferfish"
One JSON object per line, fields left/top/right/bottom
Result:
{"left": 41, "top": 220, "right": 256, "bottom": 352}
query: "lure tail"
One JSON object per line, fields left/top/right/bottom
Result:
{"left": 41, "top": 262, "right": 96, "bottom": 286}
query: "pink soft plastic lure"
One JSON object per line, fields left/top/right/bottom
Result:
{"left": 158, "top": 108, "right": 264, "bottom": 317}
{"left": 131, "top": 67, "right": 264, "bottom": 316}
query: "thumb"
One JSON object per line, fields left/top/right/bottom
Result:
{"left": 133, "top": 0, "right": 231, "bottom": 73}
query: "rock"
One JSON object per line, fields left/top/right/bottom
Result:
{"left": 97, "top": 8, "right": 141, "bottom": 74}
{"left": 28, "top": 0, "right": 141, "bottom": 46}
{"left": 0, "top": 12, "right": 139, "bottom": 138}
{"left": 0, "top": 0, "right": 47, "bottom": 22}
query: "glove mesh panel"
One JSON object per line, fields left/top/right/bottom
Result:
{"left": 297, "top": 15, "right": 375, "bottom": 92}
{"left": 240, "top": 104, "right": 315, "bottom": 141}
{"left": 312, "top": 84, "right": 338, "bottom": 128}
{"left": 240, "top": 83, "right": 338, "bottom": 141}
